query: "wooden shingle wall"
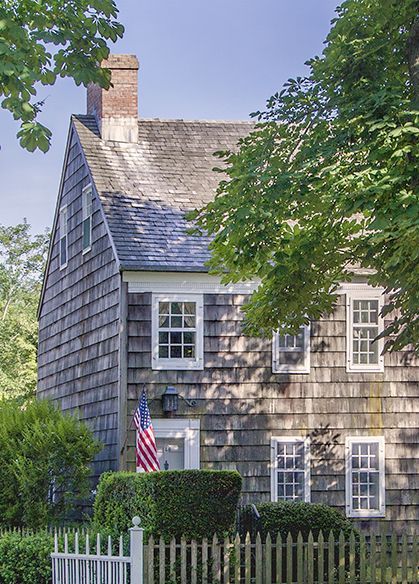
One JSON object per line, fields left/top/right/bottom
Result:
{"left": 126, "top": 292, "right": 418, "bottom": 532}
{"left": 37, "top": 128, "right": 121, "bottom": 481}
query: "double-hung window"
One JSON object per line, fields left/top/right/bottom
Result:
{"left": 345, "top": 436, "right": 385, "bottom": 518}
{"left": 272, "top": 324, "right": 310, "bottom": 373}
{"left": 59, "top": 205, "right": 68, "bottom": 269}
{"left": 151, "top": 293, "right": 204, "bottom": 370}
{"left": 271, "top": 437, "right": 310, "bottom": 502}
{"left": 346, "top": 290, "right": 384, "bottom": 372}
{"left": 82, "top": 185, "right": 93, "bottom": 253}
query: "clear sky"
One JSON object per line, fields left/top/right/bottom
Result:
{"left": 0, "top": 0, "right": 340, "bottom": 234}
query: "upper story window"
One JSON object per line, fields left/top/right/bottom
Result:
{"left": 82, "top": 185, "right": 93, "bottom": 253}
{"left": 346, "top": 290, "right": 384, "bottom": 372}
{"left": 271, "top": 437, "right": 310, "bottom": 502}
{"left": 151, "top": 293, "right": 204, "bottom": 370}
{"left": 59, "top": 205, "right": 68, "bottom": 269}
{"left": 272, "top": 324, "right": 310, "bottom": 373}
{"left": 345, "top": 436, "right": 385, "bottom": 518}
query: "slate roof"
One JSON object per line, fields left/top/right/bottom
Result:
{"left": 73, "top": 115, "right": 253, "bottom": 271}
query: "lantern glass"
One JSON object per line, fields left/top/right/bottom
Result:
{"left": 162, "top": 386, "right": 179, "bottom": 414}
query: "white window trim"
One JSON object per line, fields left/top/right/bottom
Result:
{"left": 82, "top": 184, "right": 93, "bottom": 255}
{"left": 59, "top": 204, "right": 68, "bottom": 270}
{"left": 345, "top": 436, "right": 386, "bottom": 518}
{"left": 270, "top": 436, "right": 311, "bottom": 503}
{"left": 153, "top": 418, "right": 200, "bottom": 469}
{"left": 151, "top": 293, "right": 204, "bottom": 370}
{"left": 346, "top": 289, "right": 384, "bottom": 372}
{"left": 272, "top": 323, "right": 311, "bottom": 374}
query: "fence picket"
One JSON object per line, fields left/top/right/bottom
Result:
{"left": 234, "top": 534, "right": 240, "bottom": 584}
{"left": 159, "top": 536, "right": 165, "bottom": 584}
{"left": 170, "top": 537, "right": 176, "bottom": 584}
{"left": 401, "top": 533, "right": 407, "bottom": 584}
{"left": 223, "top": 536, "right": 230, "bottom": 584}
{"left": 276, "top": 534, "right": 282, "bottom": 584}
{"left": 202, "top": 537, "right": 208, "bottom": 584}
{"left": 211, "top": 533, "right": 220, "bottom": 584}
{"left": 255, "top": 532, "right": 262, "bottom": 584}
{"left": 181, "top": 536, "right": 187, "bottom": 584}
{"left": 307, "top": 531, "right": 314, "bottom": 584}
{"left": 191, "top": 539, "right": 197, "bottom": 584}
{"left": 265, "top": 533, "right": 272, "bottom": 584}
{"left": 371, "top": 533, "right": 377, "bottom": 584}
{"left": 349, "top": 531, "right": 356, "bottom": 584}
{"left": 338, "top": 531, "right": 345, "bottom": 584}
{"left": 359, "top": 532, "right": 366, "bottom": 584}
{"left": 318, "top": 531, "right": 324, "bottom": 584}
{"left": 286, "top": 533, "right": 293, "bottom": 584}
{"left": 245, "top": 532, "right": 251, "bottom": 584}
{"left": 297, "top": 532, "right": 304, "bottom": 584}
{"left": 391, "top": 532, "right": 398, "bottom": 584}
{"left": 381, "top": 533, "right": 388, "bottom": 584}
{"left": 147, "top": 535, "right": 154, "bottom": 584}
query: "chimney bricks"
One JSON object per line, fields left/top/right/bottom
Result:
{"left": 87, "top": 54, "right": 139, "bottom": 143}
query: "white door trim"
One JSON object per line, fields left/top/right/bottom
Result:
{"left": 153, "top": 418, "right": 200, "bottom": 469}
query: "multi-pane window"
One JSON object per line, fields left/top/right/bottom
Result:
{"left": 271, "top": 437, "right": 310, "bottom": 502}
{"left": 346, "top": 291, "right": 384, "bottom": 372}
{"left": 82, "top": 185, "right": 93, "bottom": 252}
{"left": 272, "top": 324, "right": 310, "bottom": 373}
{"left": 59, "top": 205, "right": 68, "bottom": 269}
{"left": 346, "top": 437, "right": 385, "bottom": 518}
{"left": 152, "top": 294, "right": 203, "bottom": 370}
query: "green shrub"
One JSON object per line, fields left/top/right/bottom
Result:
{"left": 239, "top": 501, "right": 358, "bottom": 539}
{"left": 0, "top": 532, "right": 53, "bottom": 584}
{"left": 0, "top": 398, "right": 102, "bottom": 528}
{"left": 93, "top": 470, "right": 242, "bottom": 539}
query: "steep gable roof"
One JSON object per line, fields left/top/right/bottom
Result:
{"left": 73, "top": 115, "right": 253, "bottom": 272}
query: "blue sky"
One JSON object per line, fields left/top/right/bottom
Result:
{"left": 0, "top": 0, "right": 340, "bottom": 233}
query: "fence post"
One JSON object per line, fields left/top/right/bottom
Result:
{"left": 130, "top": 516, "right": 144, "bottom": 584}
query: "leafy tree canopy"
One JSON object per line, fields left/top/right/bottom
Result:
{"left": 0, "top": 221, "right": 49, "bottom": 398}
{"left": 0, "top": 0, "right": 124, "bottom": 152}
{"left": 191, "top": 0, "right": 419, "bottom": 353}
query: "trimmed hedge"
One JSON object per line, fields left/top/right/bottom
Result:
{"left": 93, "top": 470, "right": 242, "bottom": 539}
{"left": 0, "top": 532, "right": 53, "bottom": 584}
{"left": 239, "top": 502, "right": 358, "bottom": 539}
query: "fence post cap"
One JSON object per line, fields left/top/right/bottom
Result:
{"left": 132, "top": 516, "right": 141, "bottom": 527}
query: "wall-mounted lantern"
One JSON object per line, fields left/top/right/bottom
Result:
{"left": 161, "top": 385, "right": 196, "bottom": 416}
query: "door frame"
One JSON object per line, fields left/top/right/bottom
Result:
{"left": 153, "top": 418, "right": 200, "bottom": 469}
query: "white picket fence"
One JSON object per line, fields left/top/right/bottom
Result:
{"left": 51, "top": 517, "right": 143, "bottom": 584}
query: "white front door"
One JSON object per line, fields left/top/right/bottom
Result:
{"left": 153, "top": 418, "right": 200, "bottom": 470}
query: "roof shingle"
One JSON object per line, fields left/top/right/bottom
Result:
{"left": 73, "top": 115, "right": 253, "bottom": 271}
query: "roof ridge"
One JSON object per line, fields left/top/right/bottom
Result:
{"left": 73, "top": 113, "right": 254, "bottom": 125}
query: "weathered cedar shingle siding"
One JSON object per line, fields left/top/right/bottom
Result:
{"left": 37, "top": 128, "right": 121, "bottom": 480}
{"left": 125, "top": 291, "right": 418, "bottom": 532}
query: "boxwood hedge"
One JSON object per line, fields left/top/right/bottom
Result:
{"left": 239, "top": 501, "right": 358, "bottom": 539}
{"left": 93, "top": 469, "right": 242, "bottom": 539}
{"left": 0, "top": 532, "right": 53, "bottom": 584}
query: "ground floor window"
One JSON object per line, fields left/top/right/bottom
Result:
{"left": 270, "top": 437, "right": 310, "bottom": 502}
{"left": 345, "top": 436, "right": 385, "bottom": 518}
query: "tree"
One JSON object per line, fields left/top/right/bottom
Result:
{"left": 0, "top": 0, "right": 124, "bottom": 152}
{"left": 0, "top": 221, "right": 49, "bottom": 398}
{"left": 191, "top": 0, "right": 419, "bottom": 353}
{"left": 0, "top": 398, "right": 101, "bottom": 527}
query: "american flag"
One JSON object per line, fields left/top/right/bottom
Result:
{"left": 133, "top": 389, "right": 160, "bottom": 472}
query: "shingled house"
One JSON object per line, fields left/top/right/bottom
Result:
{"left": 37, "top": 55, "right": 418, "bottom": 531}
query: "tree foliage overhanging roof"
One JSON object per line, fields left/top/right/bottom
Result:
{"left": 191, "top": 0, "right": 419, "bottom": 353}
{"left": 0, "top": 0, "right": 124, "bottom": 152}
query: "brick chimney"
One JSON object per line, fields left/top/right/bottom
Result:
{"left": 87, "top": 54, "right": 139, "bottom": 143}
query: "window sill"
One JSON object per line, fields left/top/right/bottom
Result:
{"left": 152, "top": 359, "right": 204, "bottom": 371}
